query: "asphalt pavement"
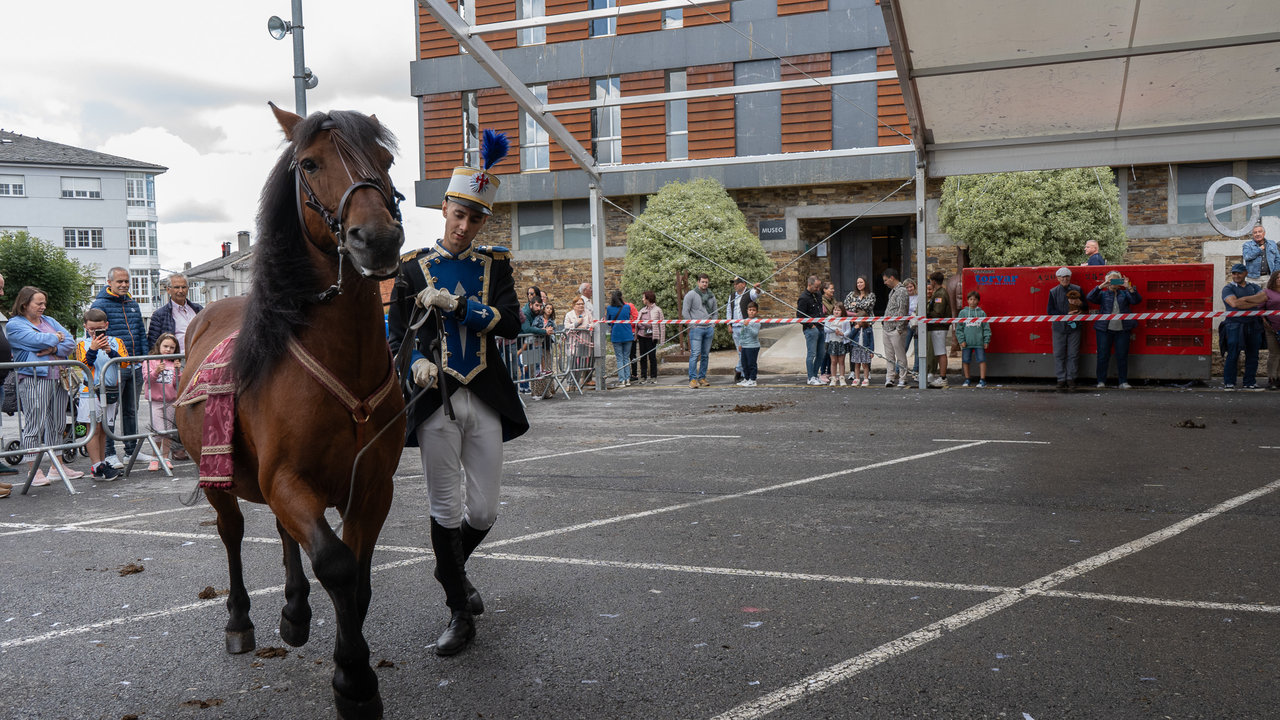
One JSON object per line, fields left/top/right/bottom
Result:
{"left": 2, "top": 379, "right": 1278, "bottom": 720}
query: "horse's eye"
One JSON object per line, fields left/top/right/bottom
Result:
{"left": 300, "top": 159, "right": 319, "bottom": 173}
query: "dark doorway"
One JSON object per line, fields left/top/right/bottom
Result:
{"left": 829, "top": 220, "right": 910, "bottom": 316}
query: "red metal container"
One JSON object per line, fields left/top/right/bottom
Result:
{"left": 960, "top": 264, "right": 1213, "bottom": 380}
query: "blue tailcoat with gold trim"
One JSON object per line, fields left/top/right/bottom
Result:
{"left": 388, "top": 241, "right": 528, "bottom": 444}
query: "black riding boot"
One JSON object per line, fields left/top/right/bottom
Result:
{"left": 457, "top": 520, "right": 490, "bottom": 613}
{"left": 430, "top": 518, "right": 475, "bottom": 656}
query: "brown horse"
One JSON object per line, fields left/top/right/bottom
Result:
{"left": 176, "top": 104, "right": 406, "bottom": 720}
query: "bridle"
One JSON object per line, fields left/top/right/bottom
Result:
{"left": 292, "top": 118, "right": 406, "bottom": 301}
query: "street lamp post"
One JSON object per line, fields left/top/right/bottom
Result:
{"left": 267, "top": 0, "right": 317, "bottom": 117}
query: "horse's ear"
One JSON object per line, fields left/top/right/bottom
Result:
{"left": 369, "top": 114, "right": 381, "bottom": 129}
{"left": 269, "top": 101, "right": 303, "bottom": 140}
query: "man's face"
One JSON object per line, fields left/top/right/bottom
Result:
{"left": 1252, "top": 225, "right": 1266, "bottom": 244}
{"left": 167, "top": 277, "right": 189, "bottom": 304}
{"left": 532, "top": 301, "right": 543, "bottom": 315}
{"left": 882, "top": 276, "right": 894, "bottom": 288}
{"left": 1085, "top": 241, "right": 1099, "bottom": 255}
{"left": 1058, "top": 274, "right": 1072, "bottom": 287}
{"left": 583, "top": 284, "right": 592, "bottom": 298}
{"left": 807, "top": 278, "right": 820, "bottom": 292}
{"left": 110, "top": 271, "right": 130, "bottom": 295}
{"left": 441, "top": 200, "right": 488, "bottom": 249}
{"left": 734, "top": 280, "right": 746, "bottom": 293}
{"left": 697, "top": 277, "right": 710, "bottom": 291}
{"left": 1232, "top": 270, "right": 1247, "bottom": 285}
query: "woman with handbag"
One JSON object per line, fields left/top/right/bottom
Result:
{"left": 6, "top": 286, "right": 79, "bottom": 486}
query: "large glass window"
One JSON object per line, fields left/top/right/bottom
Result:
{"left": 1247, "top": 159, "right": 1280, "bottom": 219}
{"left": 666, "top": 70, "right": 688, "bottom": 161}
{"left": 128, "top": 221, "right": 157, "bottom": 256}
{"left": 63, "top": 228, "right": 103, "bottom": 248}
{"left": 522, "top": 85, "right": 550, "bottom": 171}
{"left": 126, "top": 173, "right": 155, "bottom": 207}
{"left": 563, "top": 200, "right": 593, "bottom": 249}
{"left": 589, "top": 0, "right": 615, "bottom": 37}
{"left": 518, "top": 0, "right": 545, "bottom": 46}
{"left": 517, "top": 201, "right": 555, "bottom": 250}
{"left": 0, "top": 174, "right": 24, "bottom": 196}
{"left": 1178, "top": 163, "right": 1233, "bottom": 225}
{"left": 60, "top": 177, "right": 101, "bottom": 199}
{"left": 592, "top": 76, "right": 622, "bottom": 165}
{"left": 462, "top": 91, "right": 480, "bottom": 168}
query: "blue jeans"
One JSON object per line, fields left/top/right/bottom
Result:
{"left": 613, "top": 340, "right": 633, "bottom": 383}
{"left": 105, "top": 366, "right": 140, "bottom": 457}
{"left": 1222, "top": 321, "right": 1264, "bottom": 387}
{"left": 740, "top": 346, "right": 759, "bottom": 381}
{"left": 1095, "top": 329, "right": 1132, "bottom": 385}
{"left": 803, "top": 326, "right": 827, "bottom": 379}
{"left": 687, "top": 326, "right": 713, "bottom": 380}
{"left": 904, "top": 326, "right": 919, "bottom": 371}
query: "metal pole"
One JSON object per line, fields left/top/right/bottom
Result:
{"left": 915, "top": 161, "right": 927, "bottom": 389}
{"left": 589, "top": 184, "right": 607, "bottom": 392}
{"left": 291, "top": 0, "right": 307, "bottom": 116}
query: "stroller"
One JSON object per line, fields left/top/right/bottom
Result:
{"left": 1, "top": 378, "right": 87, "bottom": 467}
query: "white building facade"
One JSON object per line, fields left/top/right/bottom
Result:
{"left": 0, "top": 130, "right": 167, "bottom": 317}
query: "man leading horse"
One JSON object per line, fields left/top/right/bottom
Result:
{"left": 388, "top": 129, "right": 528, "bottom": 657}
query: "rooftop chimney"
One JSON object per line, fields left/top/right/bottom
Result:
{"left": 237, "top": 231, "right": 250, "bottom": 255}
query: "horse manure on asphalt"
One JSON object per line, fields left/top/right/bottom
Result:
{"left": 197, "top": 586, "right": 228, "bottom": 599}
{"left": 117, "top": 562, "right": 145, "bottom": 576}
{"left": 254, "top": 647, "right": 289, "bottom": 659}
{"left": 376, "top": 659, "right": 397, "bottom": 668}
{"left": 1173, "top": 419, "right": 1206, "bottom": 429}
{"left": 180, "top": 699, "right": 225, "bottom": 709}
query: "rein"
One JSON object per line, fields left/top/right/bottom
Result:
{"left": 292, "top": 120, "right": 405, "bottom": 302}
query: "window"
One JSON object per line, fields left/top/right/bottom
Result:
{"left": 517, "top": 202, "right": 554, "bottom": 250}
{"left": 522, "top": 85, "right": 550, "bottom": 171}
{"left": 0, "top": 174, "right": 24, "bottom": 196}
{"left": 562, "top": 200, "right": 593, "bottom": 249}
{"left": 592, "top": 76, "right": 622, "bottom": 165}
{"left": 60, "top": 177, "right": 102, "bottom": 199}
{"left": 126, "top": 173, "right": 155, "bottom": 208}
{"left": 1178, "top": 163, "right": 1233, "bottom": 224}
{"left": 589, "top": 0, "right": 615, "bottom": 37}
{"left": 518, "top": 0, "right": 545, "bottom": 46}
{"left": 662, "top": 8, "right": 683, "bottom": 28}
{"left": 462, "top": 91, "right": 480, "bottom": 168}
{"left": 129, "top": 221, "right": 157, "bottom": 256}
{"left": 63, "top": 228, "right": 104, "bottom": 248}
{"left": 666, "top": 70, "right": 689, "bottom": 161}
{"left": 130, "top": 274, "right": 151, "bottom": 301}
{"left": 1247, "top": 159, "right": 1280, "bottom": 219}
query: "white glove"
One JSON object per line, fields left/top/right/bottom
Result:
{"left": 411, "top": 358, "right": 439, "bottom": 389}
{"left": 415, "top": 287, "right": 460, "bottom": 312}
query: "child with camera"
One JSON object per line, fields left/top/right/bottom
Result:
{"left": 74, "top": 308, "right": 126, "bottom": 480}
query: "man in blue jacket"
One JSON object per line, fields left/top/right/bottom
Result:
{"left": 91, "top": 267, "right": 148, "bottom": 465}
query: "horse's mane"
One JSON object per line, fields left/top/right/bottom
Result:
{"left": 232, "top": 110, "right": 399, "bottom": 392}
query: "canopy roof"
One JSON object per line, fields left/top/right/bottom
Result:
{"left": 881, "top": 0, "right": 1280, "bottom": 176}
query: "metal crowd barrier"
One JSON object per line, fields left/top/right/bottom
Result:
{"left": 1, "top": 359, "right": 96, "bottom": 494}
{"left": 496, "top": 330, "right": 590, "bottom": 402}
{"left": 98, "top": 353, "right": 184, "bottom": 477}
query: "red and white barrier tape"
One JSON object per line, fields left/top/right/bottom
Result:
{"left": 591, "top": 309, "right": 1280, "bottom": 326}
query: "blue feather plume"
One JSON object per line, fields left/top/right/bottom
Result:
{"left": 480, "top": 129, "right": 509, "bottom": 170}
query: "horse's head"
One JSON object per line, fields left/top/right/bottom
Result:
{"left": 271, "top": 102, "right": 405, "bottom": 280}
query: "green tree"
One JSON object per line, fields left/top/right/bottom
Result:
{"left": 620, "top": 178, "right": 775, "bottom": 349}
{"left": 938, "top": 168, "right": 1126, "bottom": 267}
{"left": 0, "top": 230, "right": 97, "bottom": 331}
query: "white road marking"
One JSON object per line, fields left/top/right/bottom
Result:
{"left": 484, "top": 441, "right": 990, "bottom": 549}
{"left": 60, "top": 504, "right": 207, "bottom": 528}
{"left": 626, "top": 434, "right": 743, "bottom": 438}
{"left": 932, "top": 439, "right": 1051, "bottom": 444}
{"left": 506, "top": 436, "right": 690, "bottom": 464}
{"left": 710, "top": 477, "right": 1280, "bottom": 720}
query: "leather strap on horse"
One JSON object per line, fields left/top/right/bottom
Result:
{"left": 287, "top": 338, "right": 399, "bottom": 449}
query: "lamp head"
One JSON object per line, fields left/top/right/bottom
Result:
{"left": 267, "top": 15, "right": 290, "bottom": 40}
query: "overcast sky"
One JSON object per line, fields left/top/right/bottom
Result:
{"left": 0, "top": 1, "right": 445, "bottom": 273}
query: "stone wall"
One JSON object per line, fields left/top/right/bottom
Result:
{"left": 1127, "top": 165, "right": 1168, "bottom": 226}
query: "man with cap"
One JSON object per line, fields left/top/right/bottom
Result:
{"left": 1241, "top": 223, "right": 1280, "bottom": 284}
{"left": 1220, "top": 262, "right": 1266, "bottom": 390}
{"left": 726, "top": 276, "right": 761, "bottom": 383}
{"left": 388, "top": 129, "right": 529, "bottom": 656}
{"left": 1047, "top": 267, "right": 1085, "bottom": 389}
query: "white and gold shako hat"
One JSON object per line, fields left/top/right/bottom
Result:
{"left": 444, "top": 129, "right": 509, "bottom": 216}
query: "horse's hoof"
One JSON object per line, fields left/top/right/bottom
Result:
{"left": 225, "top": 628, "right": 256, "bottom": 654}
{"left": 279, "top": 613, "right": 310, "bottom": 647}
{"left": 334, "top": 691, "right": 383, "bottom": 720}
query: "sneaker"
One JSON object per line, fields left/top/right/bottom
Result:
{"left": 1119, "top": 382, "right": 1133, "bottom": 389}
{"left": 31, "top": 469, "right": 50, "bottom": 487}
{"left": 1224, "top": 385, "right": 1236, "bottom": 391}
{"left": 736, "top": 379, "right": 749, "bottom": 387}
{"left": 749, "top": 380, "right": 758, "bottom": 387}
{"left": 104, "top": 454, "right": 124, "bottom": 470}
{"left": 93, "top": 462, "right": 120, "bottom": 481}
{"left": 837, "top": 378, "right": 847, "bottom": 386}
{"left": 977, "top": 380, "right": 987, "bottom": 388}
{"left": 734, "top": 371, "right": 743, "bottom": 383}
{"left": 148, "top": 460, "right": 160, "bottom": 471}
{"left": 861, "top": 379, "right": 869, "bottom": 387}
{"left": 689, "top": 379, "right": 699, "bottom": 389}
{"left": 0, "top": 464, "right": 17, "bottom": 476}
{"left": 1243, "top": 384, "right": 1259, "bottom": 390}
{"left": 896, "top": 381, "right": 907, "bottom": 388}
{"left": 828, "top": 378, "right": 837, "bottom": 386}
{"left": 885, "top": 379, "right": 895, "bottom": 387}
{"left": 698, "top": 378, "right": 710, "bottom": 388}
{"left": 56, "top": 466, "right": 85, "bottom": 480}
{"left": 1096, "top": 383, "right": 1106, "bottom": 389}
{"left": 135, "top": 452, "right": 156, "bottom": 462}
{"left": 929, "top": 376, "right": 946, "bottom": 388}
{"left": 818, "top": 375, "right": 830, "bottom": 384}
{"left": 961, "top": 379, "right": 971, "bottom": 387}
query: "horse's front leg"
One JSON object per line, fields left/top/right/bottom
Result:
{"left": 278, "top": 492, "right": 381, "bottom": 720}
{"left": 206, "top": 489, "right": 255, "bottom": 654}
{"left": 277, "top": 519, "right": 312, "bottom": 647}
{"left": 342, "top": 480, "right": 393, "bottom": 626}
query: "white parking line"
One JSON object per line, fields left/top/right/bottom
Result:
{"left": 506, "top": 436, "right": 693, "bottom": 464}
{"left": 710, "top": 477, "right": 1280, "bottom": 720}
